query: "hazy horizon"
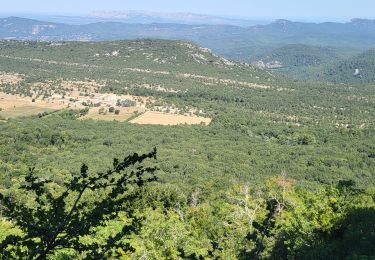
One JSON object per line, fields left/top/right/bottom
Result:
{"left": 0, "top": 11, "right": 371, "bottom": 24}
{"left": 2, "top": 0, "right": 375, "bottom": 23}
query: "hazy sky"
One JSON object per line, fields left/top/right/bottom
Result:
{"left": 2, "top": 0, "right": 375, "bottom": 21}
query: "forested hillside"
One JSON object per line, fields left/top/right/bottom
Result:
{"left": 252, "top": 44, "right": 375, "bottom": 84}
{"left": 321, "top": 48, "right": 375, "bottom": 83}
{"left": 252, "top": 44, "right": 349, "bottom": 69}
{"left": 0, "top": 40, "right": 374, "bottom": 258}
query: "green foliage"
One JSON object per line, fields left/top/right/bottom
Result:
{"left": 321, "top": 48, "right": 375, "bottom": 83}
{"left": 0, "top": 149, "right": 157, "bottom": 259}
{"left": 253, "top": 44, "right": 351, "bottom": 68}
{"left": 273, "top": 183, "right": 375, "bottom": 259}
{"left": 117, "top": 99, "right": 136, "bottom": 108}
{"left": 259, "top": 45, "right": 375, "bottom": 84}
{"left": 0, "top": 39, "right": 374, "bottom": 258}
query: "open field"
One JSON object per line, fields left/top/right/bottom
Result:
{"left": 0, "top": 92, "right": 65, "bottom": 109}
{"left": 0, "top": 106, "right": 56, "bottom": 119}
{"left": 130, "top": 111, "right": 211, "bottom": 125}
{"left": 0, "top": 92, "right": 63, "bottom": 119}
{"left": 0, "top": 91, "right": 210, "bottom": 124}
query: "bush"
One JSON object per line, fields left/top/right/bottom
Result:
{"left": 98, "top": 107, "right": 105, "bottom": 115}
{"left": 117, "top": 99, "right": 136, "bottom": 107}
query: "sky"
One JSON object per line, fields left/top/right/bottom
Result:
{"left": 1, "top": 0, "right": 375, "bottom": 21}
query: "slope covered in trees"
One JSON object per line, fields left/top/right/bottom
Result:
{"left": 0, "top": 40, "right": 374, "bottom": 258}
{"left": 251, "top": 44, "right": 354, "bottom": 80}
{"left": 253, "top": 45, "right": 375, "bottom": 84}
{"left": 253, "top": 44, "right": 349, "bottom": 68}
{"left": 321, "top": 48, "right": 375, "bottom": 83}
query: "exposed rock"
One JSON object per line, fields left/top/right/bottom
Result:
{"left": 353, "top": 68, "right": 361, "bottom": 77}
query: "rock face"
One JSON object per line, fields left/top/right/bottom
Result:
{"left": 353, "top": 68, "right": 361, "bottom": 77}
{"left": 253, "top": 60, "right": 283, "bottom": 69}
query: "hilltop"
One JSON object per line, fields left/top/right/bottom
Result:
{"left": 0, "top": 39, "right": 276, "bottom": 124}
{"left": 0, "top": 39, "right": 274, "bottom": 84}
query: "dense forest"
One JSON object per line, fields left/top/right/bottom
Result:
{"left": 321, "top": 48, "right": 375, "bottom": 83}
{"left": 253, "top": 44, "right": 375, "bottom": 84}
{"left": 252, "top": 44, "right": 350, "bottom": 68}
{"left": 0, "top": 40, "right": 374, "bottom": 259}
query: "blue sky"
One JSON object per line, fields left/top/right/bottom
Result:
{"left": 2, "top": 0, "right": 375, "bottom": 21}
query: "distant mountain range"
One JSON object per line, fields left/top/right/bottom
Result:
{"left": 1, "top": 16, "right": 375, "bottom": 73}
{"left": 87, "top": 11, "right": 264, "bottom": 26}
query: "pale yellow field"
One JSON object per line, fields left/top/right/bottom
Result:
{"left": 0, "top": 93, "right": 65, "bottom": 119}
{"left": 0, "top": 92, "right": 211, "bottom": 125}
{"left": 130, "top": 111, "right": 211, "bottom": 126}
{"left": 81, "top": 107, "right": 145, "bottom": 122}
{"left": 0, "top": 106, "right": 57, "bottom": 119}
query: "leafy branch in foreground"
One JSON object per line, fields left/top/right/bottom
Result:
{"left": 0, "top": 148, "right": 158, "bottom": 259}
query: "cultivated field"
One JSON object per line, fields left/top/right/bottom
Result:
{"left": 130, "top": 111, "right": 211, "bottom": 126}
{"left": 0, "top": 106, "right": 56, "bottom": 119}
{"left": 0, "top": 92, "right": 64, "bottom": 119}
{"left": 0, "top": 91, "right": 211, "bottom": 125}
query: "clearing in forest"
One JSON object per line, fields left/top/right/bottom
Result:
{"left": 0, "top": 93, "right": 64, "bottom": 119}
{"left": 129, "top": 111, "right": 211, "bottom": 126}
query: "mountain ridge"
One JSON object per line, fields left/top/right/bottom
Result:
{"left": 1, "top": 16, "right": 375, "bottom": 61}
